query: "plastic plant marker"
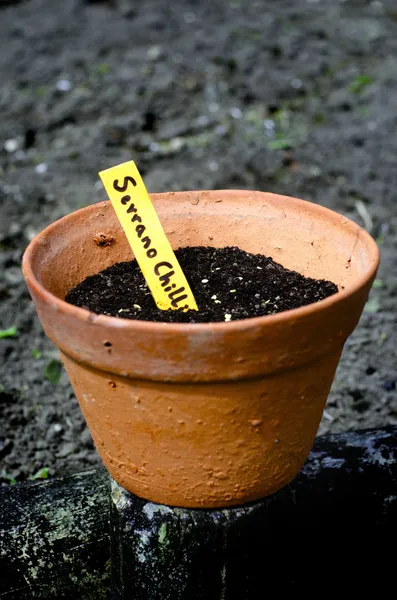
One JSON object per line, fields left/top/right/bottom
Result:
{"left": 99, "top": 160, "right": 198, "bottom": 312}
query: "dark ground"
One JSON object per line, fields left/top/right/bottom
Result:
{"left": 0, "top": 0, "right": 396, "bottom": 484}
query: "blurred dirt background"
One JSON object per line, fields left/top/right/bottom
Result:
{"left": 0, "top": 0, "right": 396, "bottom": 483}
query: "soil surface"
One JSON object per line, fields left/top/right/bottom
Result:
{"left": 66, "top": 247, "right": 338, "bottom": 322}
{"left": 1, "top": 0, "right": 396, "bottom": 484}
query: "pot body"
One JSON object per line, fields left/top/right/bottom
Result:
{"left": 22, "top": 190, "right": 379, "bottom": 507}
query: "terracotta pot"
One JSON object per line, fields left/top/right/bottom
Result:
{"left": 22, "top": 190, "right": 379, "bottom": 508}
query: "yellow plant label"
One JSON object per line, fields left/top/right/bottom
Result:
{"left": 99, "top": 160, "right": 198, "bottom": 312}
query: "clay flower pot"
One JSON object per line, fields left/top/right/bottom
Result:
{"left": 22, "top": 190, "right": 379, "bottom": 508}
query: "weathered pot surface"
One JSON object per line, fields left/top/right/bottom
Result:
{"left": 22, "top": 190, "right": 379, "bottom": 508}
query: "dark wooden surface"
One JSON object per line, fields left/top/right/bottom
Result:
{"left": 1, "top": 427, "right": 396, "bottom": 599}
{"left": 0, "top": 468, "right": 111, "bottom": 599}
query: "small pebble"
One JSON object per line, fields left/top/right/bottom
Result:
{"left": 224, "top": 313, "right": 232, "bottom": 322}
{"left": 170, "top": 137, "right": 184, "bottom": 151}
{"left": 215, "top": 125, "right": 227, "bottom": 135}
{"left": 147, "top": 45, "right": 162, "bottom": 61}
{"left": 291, "top": 78, "right": 303, "bottom": 89}
{"left": 56, "top": 79, "right": 72, "bottom": 92}
{"left": 15, "top": 150, "right": 25, "bottom": 161}
{"left": 209, "top": 102, "right": 220, "bottom": 113}
{"left": 196, "top": 115, "right": 210, "bottom": 127}
{"left": 4, "top": 139, "right": 18, "bottom": 153}
{"left": 202, "top": 279, "right": 209, "bottom": 283}
{"left": 309, "top": 165, "right": 322, "bottom": 177}
{"left": 35, "top": 163, "right": 48, "bottom": 174}
{"left": 230, "top": 107, "right": 243, "bottom": 119}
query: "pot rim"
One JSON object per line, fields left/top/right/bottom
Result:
{"left": 22, "top": 190, "right": 380, "bottom": 334}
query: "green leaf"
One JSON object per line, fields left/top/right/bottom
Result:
{"left": 348, "top": 75, "right": 373, "bottom": 94}
{"left": 364, "top": 296, "right": 380, "bottom": 313}
{"left": 0, "top": 469, "right": 16, "bottom": 484}
{"left": 32, "top": 349, "right": 42, "bottom": 359}
{"left": 268, "top": 138, "right": 293, "bottom": 150}
{"left": 358, "top": 106, "right": 369, "bottom": 117}
{"left": 158, "top": 523, "right": 167, "bottom": 544}
{"left": 30, "top": 467, "right": 49, "bottom": 481}
{"left": 0, "top": 326, "right": 17, "bottom": 339}
{"left": 44, "top": 359, "right": 62, "bottom": 384}
{"left": 372, "top": 279, "right": 383, "bottom": 289}
{"left": 95, "top": 63, "right": 110, "bottom": 76}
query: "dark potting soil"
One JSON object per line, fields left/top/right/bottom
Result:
{"left": 65, "top": 246, "right": 338, "bottom": 323}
